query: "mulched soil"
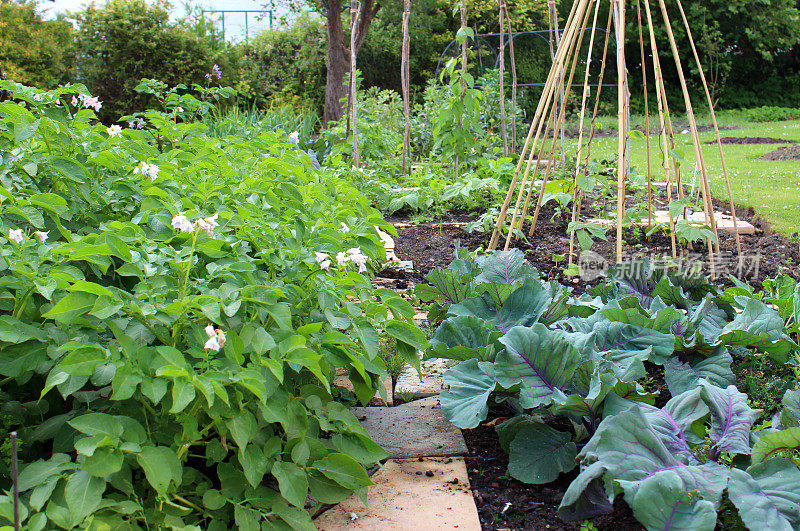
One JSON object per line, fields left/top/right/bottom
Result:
{"left": 706, "top": 136, "right": 796, "bottom": 145}
{"left": 386, "top": 196, "right": 800, "bottom": 294}
{"left": 463, "top": 421, "right": 642, "bottom": 531}
{"left": 760, "top": 143, "right": 800, "bottom": 161}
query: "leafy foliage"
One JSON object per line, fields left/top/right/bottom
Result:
{"left": 0, "top": 78, "right": 425, "bottom": 529}
{"left": 422, "top": 253, "right": 800, "bottom": 529}
{"left": 0, "top": 0, "right": 74, "bottom": 89}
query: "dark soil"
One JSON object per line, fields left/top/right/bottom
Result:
{"left": 562, "top": 122, "right": 738, "bottom": 139}
{"left": 706, "top": 136, "right": 796, "bottom": 145}
{"left": 463, "top": 422, "right": 642, "bottom": 531}
{"left": 386, "top": 198, "right": 800, "bottom": 294}
{"left": 761, "top": 143, "right": 800, "bottom": 161}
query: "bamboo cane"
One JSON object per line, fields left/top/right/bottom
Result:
{"left": 675, "top": 0, "right": 742, "bottom": 261}
{"left": 643, "top": 0, "right": 677, "bottom": 258}
{"left": 614, "top": 0, "right": 627, "bottom": 264}
{"left": 636, "top": 0, "right": 652, "bottom": 227}
{"left": 568, "top": 5, "right": 614, "bottom": 267}
{"left": 506, "top": 0, "right": 592, "bottom": 245}
{"left": 350, "top": 0, "right": 360, "bottom": 168}
{"left": 520, "top": 0, "right": 595, "bottom": 236}
{"left": 549, "top": 0, "right": 567, "bottom": 164}
{"left": 505, "top": 2, "right": 518, "bottom": 153}
{"left": 521, "top": 0, "right": 595, "bottom": 229}
{"left": 489, "top": 0, "right": 582, "bottom": 249}
{"left": 499, "top": 3, "right": 509, "bottom": 156}
{"left": 655, "top": 0, "right": 719, "bottom": 253}
{"left": 401, "top": 0, "right": 411, "bottom": 176}
{"left": 652, "top": 0, "right": 715, "bottom": 278}
{"left": 565, "top": 0, "right": 602, "bottom": 266}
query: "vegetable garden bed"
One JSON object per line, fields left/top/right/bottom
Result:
{"left": 386, "top": 199, "right": 800, "bottom": 292}
{"left": 403, "top": 242, "right": 800, "bottom": 530}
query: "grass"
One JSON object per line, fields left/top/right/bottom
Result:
{"left": 561, "top": 113, "right": 800, "bottom": 236}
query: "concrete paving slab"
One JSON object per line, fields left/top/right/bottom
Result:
{"left": 314, "top": 457, "right": 480, "bottom": 531}
{"left": 351, "top": 396, "right": 467, "bottom": 458}
{"left": 335, "top": 369, "right": 393, "bottom": 406}
{"left": 412, "top": 310, "right": 428, "bottom": 322}
{"left": 395, "top": 353, "right": 450, "bottom": 399}
{"left": 588, "top": 210, "right": 755, "bottom": 234}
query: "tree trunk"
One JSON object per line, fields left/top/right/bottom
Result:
{"left": 322, "top": 0, "right": 380, "bottom": 127}
{"left": 324, "top": 1, "right": 349, "bottom": 126}
{"left": 325, "top": 45, "right": 350, "bottom": 126}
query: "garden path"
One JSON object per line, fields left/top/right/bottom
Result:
{"left": 313, "top": 233, "right": 482, "bottom": 530}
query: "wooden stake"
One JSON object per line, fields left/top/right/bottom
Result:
{"left": 456, "top": 0, "right": 468, "bottom": 180}
{"left": 12, "top": 431, "right": 19, "bottom": 531}
{"left": 401, "top": 0, "right": 411, "bottom": 176}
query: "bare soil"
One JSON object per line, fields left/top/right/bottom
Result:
{"left": 706, "top": 136, "right": 796, "bottom": 145}
{"left": 386, "top": 199, "right": 799, "bottom": 294}
{"left": 463, "top": 421, "right": 642, "bottom": 530}
{"left": 761, "top": 143, "right": 800, "bottom": 161}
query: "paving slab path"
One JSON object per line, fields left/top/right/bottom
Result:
{"left": 352, "top": 396, "right": 467, "bottom": 458}
{"left": 314, "top": 457, "right": 480, "bottom": 530}
{"left": 395, "top": 352, "right": 449, "bottom": 399}
{"left": 313, "top": 229, "right": 482, "bottom": 529}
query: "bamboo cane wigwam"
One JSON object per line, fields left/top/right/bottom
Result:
{"left": 488, "top": 0, "right": 743, "bottom": 277}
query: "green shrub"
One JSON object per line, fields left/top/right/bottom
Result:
{"left": 745, "top": 106, "right": 800, "bottom": 123}
{"left": 245, "top": 14, "right": 327, "bottom": 113}
{"left": 74, "top": 0, "right": 227, "bottom": 119}
{"left": 0, "top": 0, "right": 74, "bottom": 88}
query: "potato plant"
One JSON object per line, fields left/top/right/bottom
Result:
{"left": 0, "top": 78, "right": 426, "bottom": 530}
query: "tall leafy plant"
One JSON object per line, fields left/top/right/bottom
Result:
{"left": 0, "top": 78, "right": 426, "bottom": 529}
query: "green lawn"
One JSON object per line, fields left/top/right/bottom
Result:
{"left": 561, "top": 115, "right": 800, "bottom": 236}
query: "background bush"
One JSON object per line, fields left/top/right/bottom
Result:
{"left": 4, "top": 0, "right": 800, "bottom": 123}
{"left": 74, "top": 0, "right": 229, "bottom": 119}
{"left": 0, "top": 0, "right": 74, "bottom": 89}
{"left": 244, "top": 14, "right": 327, "bottom": 111}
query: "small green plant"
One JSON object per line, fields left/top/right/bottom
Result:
{"left": 380, "top": 337, "right": 410, "bottom": 378}
{"left": 567, "top": 221, "right": 610, "bottom": 252}
{"left": 395, "top": 389, "right": 417, "bottom": 404}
